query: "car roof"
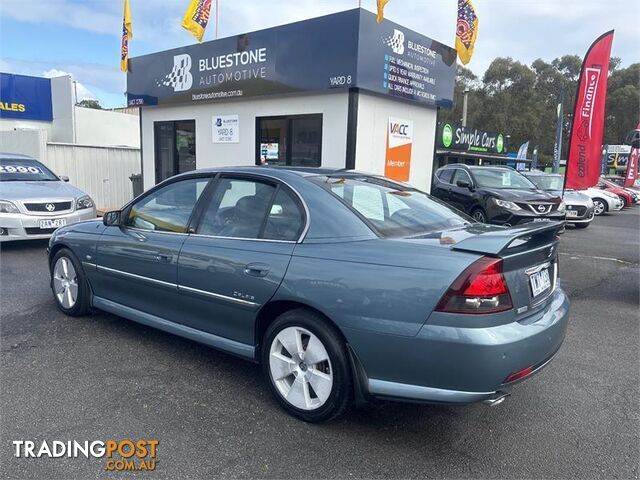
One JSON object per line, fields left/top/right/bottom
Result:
{"left": 0, "top": 152, "right": 37, "bottom": 160}
{"left": 437, "top": 164, "right": 515, "bottom": 171}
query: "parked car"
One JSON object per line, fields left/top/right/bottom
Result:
{"left": 603, "top": 175, "right": 640, "bottom": 192}
{"left": 48, "top": 167, "right": 569, "bottom": 422}
{"left": 594, "top": 179, "right": 634, "bottom": 207}
{"left": 581, "top": 187, "right": 623, "bottom": 215}
{"left": 432, "top": 164, "right": 566, "bottom": 225}
{"left": 0, "top": 153, "right": 96, "bottom": 241}
{"left": 523, "top": 172, "right": 595, "bottom": 228}
{"left": 599, "top": 177, "right": 640, "bottom": 204}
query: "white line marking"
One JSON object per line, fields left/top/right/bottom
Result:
{"left": 559, "top": 252, "right": 634, "bottom": 265}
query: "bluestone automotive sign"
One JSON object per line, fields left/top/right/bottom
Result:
{"left": 0, "top": 73, "right": 53, "bottom": 121}
{"left": 127, "top": 9, "right": 455, "bottom": 109}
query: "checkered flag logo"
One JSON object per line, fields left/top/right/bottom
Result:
{"left": 157, "top": 54, "right": 193, "bottom": 92}
{"left": 383, "top": 29, "right": 405, "bottom": 55}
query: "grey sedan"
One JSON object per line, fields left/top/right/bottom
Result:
{"left": 48, "top": 167, "right": 569, "bottom": 422}
{"left": 0, "top": 153, "right": 96, "bottom": 241}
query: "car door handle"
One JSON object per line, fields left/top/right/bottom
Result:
{"left": 244, "top": 263, "right": 270, "bottom": 277}
{"left": 154, "top": 253, "right": 172, "bottom": 262}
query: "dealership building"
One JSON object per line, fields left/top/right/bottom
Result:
{"left": 127, "top": 8, "right": 456, "bottom": 192}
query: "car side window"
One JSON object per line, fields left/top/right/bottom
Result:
{"left": 197, "top": 178, "right": 276, "bottom": 239}
{"left": 125, "top": 178, "right": 209, "bottom": 233}
{"left": 451, "top": 169, "right": 472, "bottom": 186}
{"left": 437, "top": 169, "right": 454, "bottom": 184}
{"left": 262, "top": 189, "right": 304, "bottom": 241}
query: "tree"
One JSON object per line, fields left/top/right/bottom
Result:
{"left": 440, "top": 55, "right": 636, "bottom": 166}
{"left": 77, "top": 99, "right": 102, "bottom": 109}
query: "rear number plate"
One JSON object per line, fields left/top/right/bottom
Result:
{"left": 530, "top": 268, "right": 551, "bottom": 297}
{"left": 566, "top": 210, "right": 579, "bottom": 217}
{"left": 39, "top": 219, "right": 66, "bottom": 229}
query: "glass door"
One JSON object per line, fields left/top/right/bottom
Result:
{"left": 154, "top": 120, "right": 196, "bottom": 183}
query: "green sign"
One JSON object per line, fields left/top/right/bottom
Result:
{"left": 437, "top": 123, "right": 508, "bottom": 155}
{"left": 442, "top": 123, "right": 453, "bottom": 148}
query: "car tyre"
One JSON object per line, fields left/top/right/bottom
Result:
{"left": 50, "top": 248, "right": 90, "bottom": 317}
{"left": 573, "top": 222, "right": 590, "bottom": 229}
{"left": 592, "top": 199, "right": 607, "bottom": 216}
{"left": 471, "top": 208, "right": 487, "bottom": 223}
{"left": 261, "top": 309, "right": 351, "bottom": 423}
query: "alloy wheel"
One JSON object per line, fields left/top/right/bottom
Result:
{"left": 593, "top": 200, "right": 606, "bottom": 215}
{"left": 269, "top": 326, "right": 333, "bottom": 411}
{"left": 473, "top": 210, "right": 486, "bottom": 223}
{"left": 53, "top": 257, "right": 78, "bottom": 309}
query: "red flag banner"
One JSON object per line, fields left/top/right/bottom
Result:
{"left": 625, "top": 147, "right": 638, "bottom": 187}
{"left": 564, "top": 31, "right": 614, "bottom": 190}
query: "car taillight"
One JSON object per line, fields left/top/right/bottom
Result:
{"left": 435, "top": 257, "right": 513, "bottom": 314}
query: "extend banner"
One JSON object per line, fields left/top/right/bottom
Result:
{"left": 384, "top": 117, "right": 413, "bottom": 182}
{"left": 565, "top": 31, "right": 614, "bottom": 190}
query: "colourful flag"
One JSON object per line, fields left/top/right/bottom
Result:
{"left": 182, "top": 0, "right": 213, "bottom": 43}
{"left": 564, "top": 31, "right": 615, "bottom": 191}
{"left": 376, "top": 0, "right": 390, "bottom": 23}
{"left": 120, "top": 0, "right": 133, "bottom": 72}
{"left": 455, "top": 0, "right": 478, "bottom": 65}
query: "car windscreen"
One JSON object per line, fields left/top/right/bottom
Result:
{"left": 310, "top": 175, "right": 472, "bottom": 238}
{"left": 526, "top": 175, "right": 564, "bottom": 190}
{"left": 0, "top": 159, "right": 59, "bottom": 182}
{"left": 471, "top": 168, "right": 537, "bottom": 189}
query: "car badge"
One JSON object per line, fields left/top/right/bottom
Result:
{"left": 537, "top": 204, "right": 546, "bottom": 212}
{"left": 45, "top": 203, "right": 55, "bottom": 212}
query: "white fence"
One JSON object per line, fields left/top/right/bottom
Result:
{"left": 0, "top": 129, "right": 141, "bottom": 209}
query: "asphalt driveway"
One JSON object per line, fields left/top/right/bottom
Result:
{"left": 1, "top": 209, "right": 638, "bottom": 479}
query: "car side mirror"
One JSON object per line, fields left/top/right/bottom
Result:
{"left": 457, "top": 179, "right": 473, "bottom": 190}
{"left": 59, "top": 175, "right": 70, "bottom": 182}
{"left": 103, "top": 210, "right": 121, "bottom": 226}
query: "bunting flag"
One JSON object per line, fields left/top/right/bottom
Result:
{"left": 182, "top": 0, "right": 213, "bottom": 43}
{"left": 552, "top": 89, "right": 564, "bottom": 173}
{"left": 455, "top": 0, "right": 479, "bottom": 65}
{"left": 564, "top": 31, "right": 615, "bottom": 191}
{"left": 120, "top": 0, "right": 133, "bottom": 72}
{"left": 376, "top": 0, "right": 390, "bottom": 23}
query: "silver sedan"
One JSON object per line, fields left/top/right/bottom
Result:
{"left": 0, "top": 153, "right": 96, "bottom": 241}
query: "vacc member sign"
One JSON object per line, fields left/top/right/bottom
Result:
{"left": 126, "top": 9, "right": 455, "bottom": 109}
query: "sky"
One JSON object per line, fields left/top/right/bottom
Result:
{"left": 0, "top": 0, "right": 638, "bottom": 108}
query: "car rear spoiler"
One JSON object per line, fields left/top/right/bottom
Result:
{"left": 451, "top": 221, "right": 563, "bottom": 257}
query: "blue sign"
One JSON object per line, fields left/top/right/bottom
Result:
{"left": 0, "top": 73, "right": 53, "bottom": 121}
{"left": 127, "top": 9, "right": 455, "bottom": 109}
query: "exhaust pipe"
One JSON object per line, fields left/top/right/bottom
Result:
{"left": 483, "top": 391, "right": 510, "bottom": 406}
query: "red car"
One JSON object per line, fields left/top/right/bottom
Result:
{"left": 596, "top": 179, "right": 634, "bottom": 208}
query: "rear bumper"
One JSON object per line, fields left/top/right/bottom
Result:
{"left": 0, "top": 208, "right": 96, "bottom": 241}
{"left": 346, "top": 287, "right": 570, "bottom": 405}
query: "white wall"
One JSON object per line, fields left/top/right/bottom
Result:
{"left": 354, "top": 92, "right": 437, "bottom": 192}
{"left": 50, "top": 76, "right": 75, "bottom": 143}
{"left": 75, "top": 107, "right": 140, "bottom": 148}
{"left": 140, "top": 91, "right": 349, "bottom": 190}
{"left": 0, "top": 129, "right": 48, "bottom": 160}
{"left": 46, "top": 143, "right": 141, "bottom": 209}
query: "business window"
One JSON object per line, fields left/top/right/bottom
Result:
{"left": 256, "top": 114, "right": 322, "bottom": 167}
{"left": 154, "top": 120, "right": 196, "bottom": 183}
